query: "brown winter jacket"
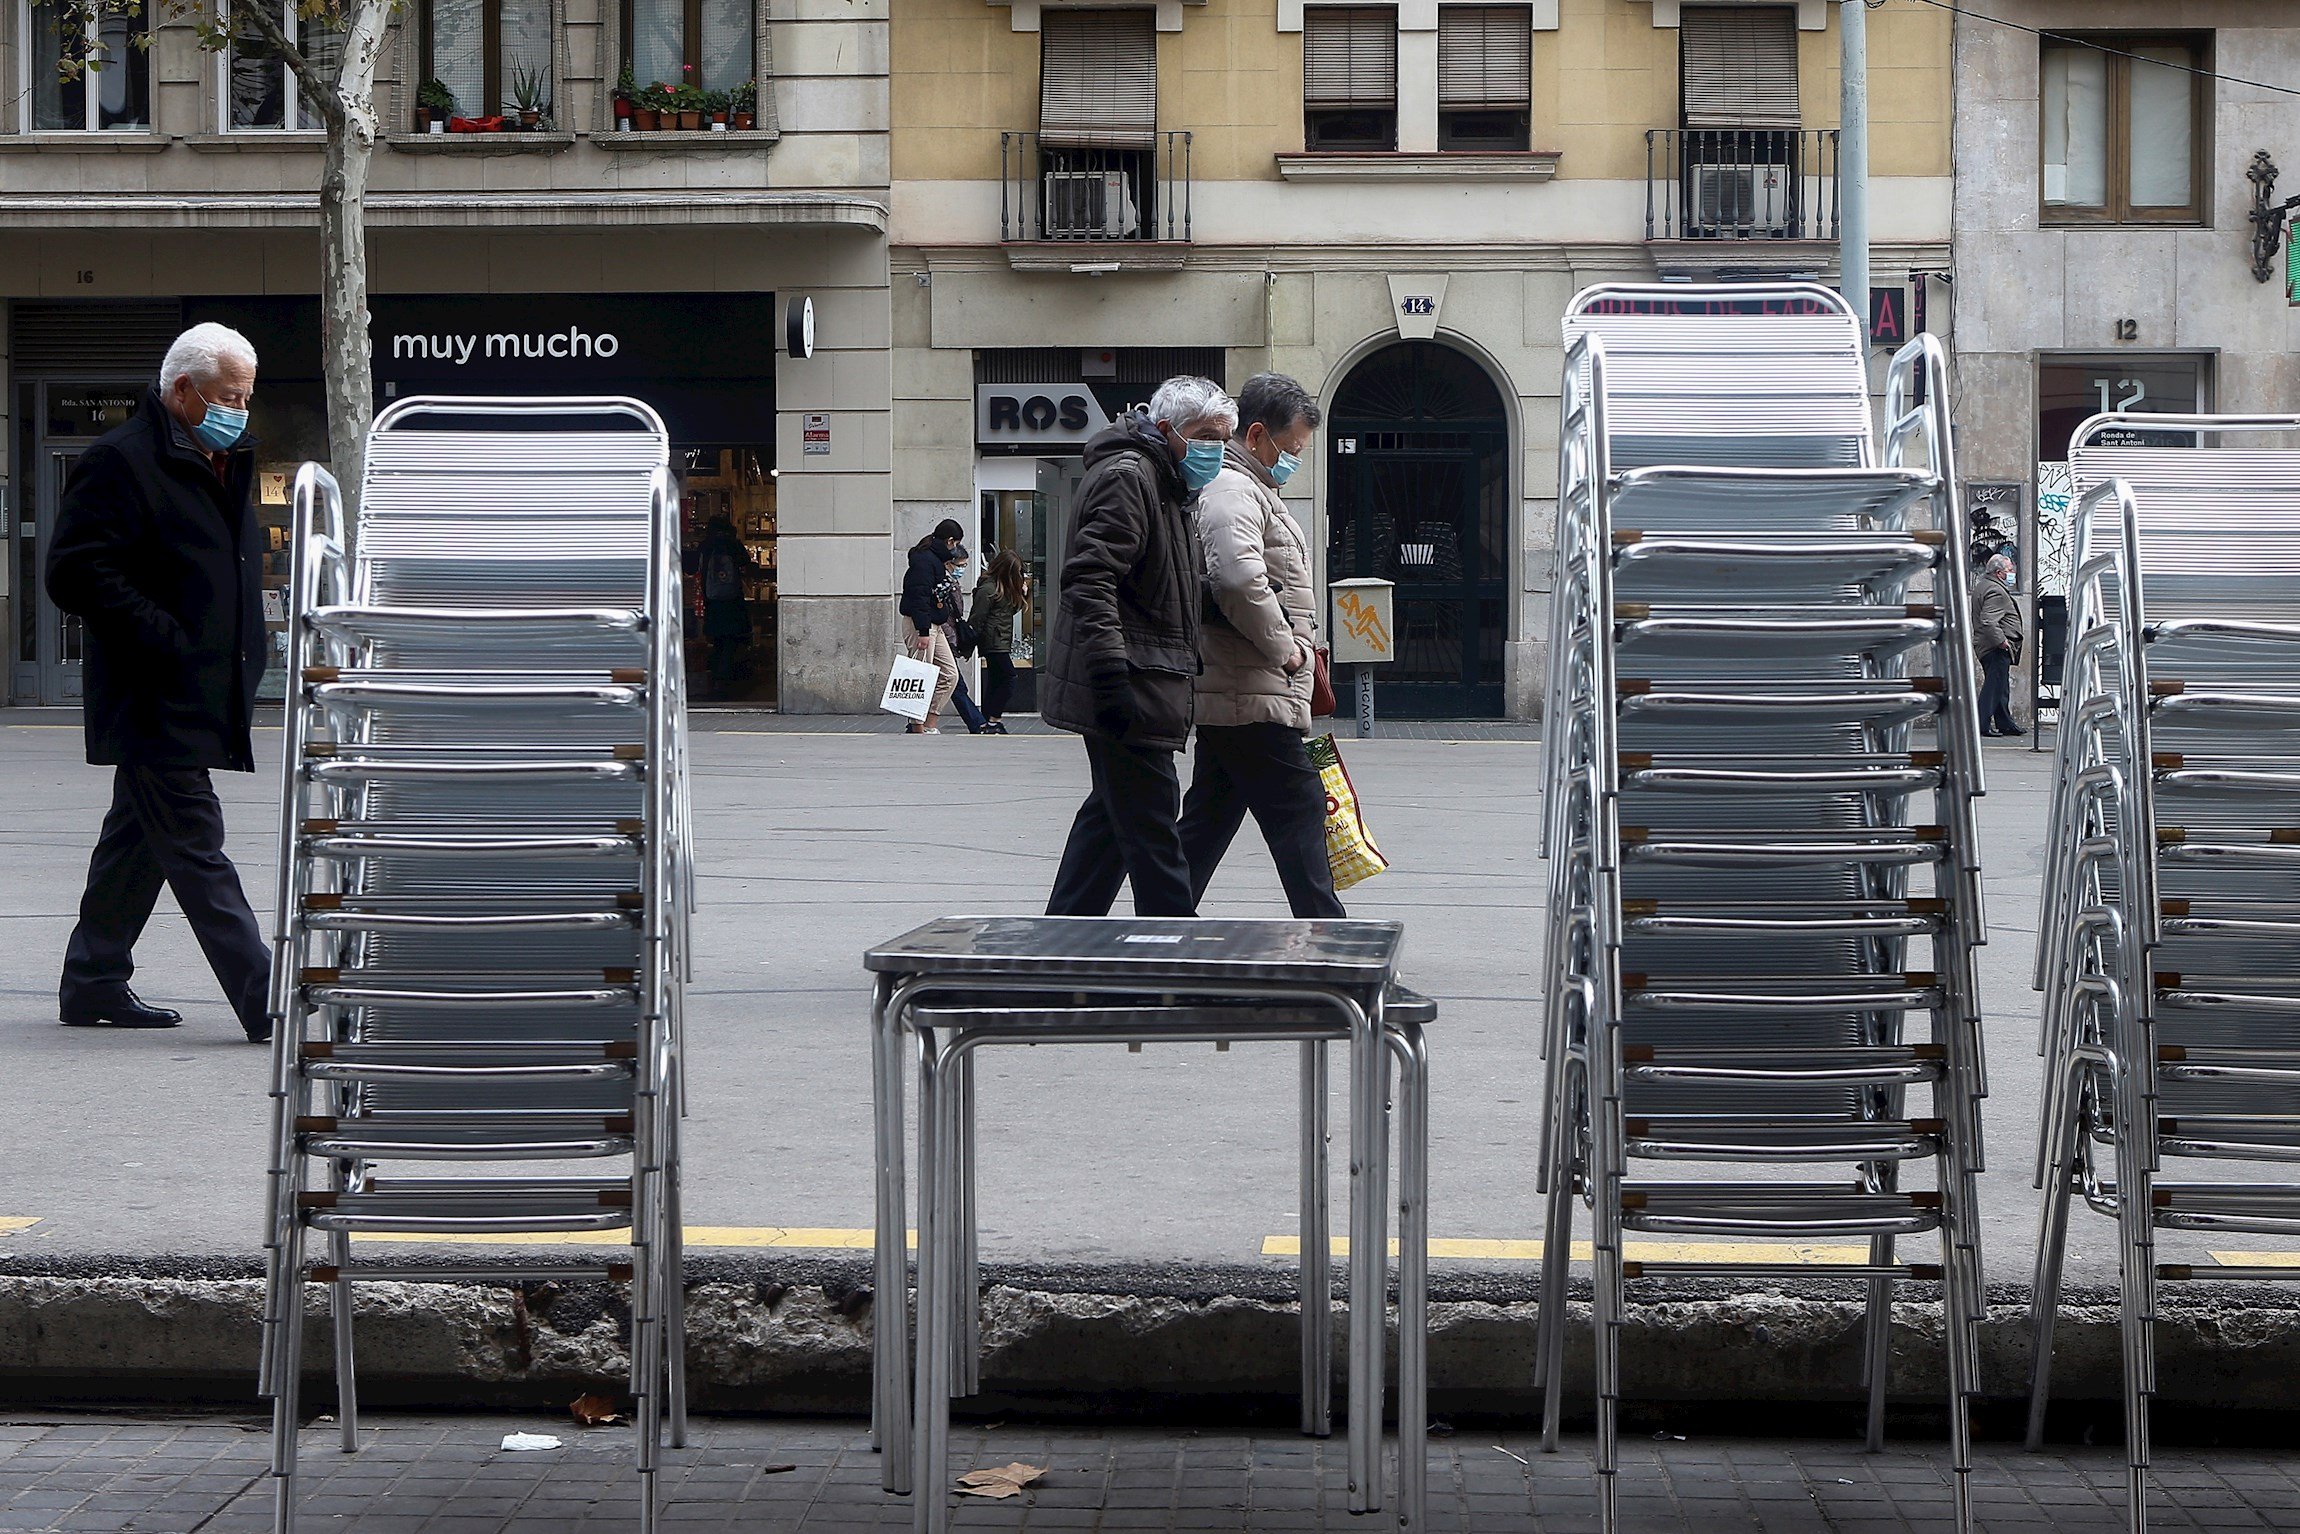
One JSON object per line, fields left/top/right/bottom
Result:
{"left": 1193, "top": 440, "right": 1317, "bottom": 732}
{"left": 1971, "top": 573, "right": 2020, "bottom": 657}
{"left": 1040, "top": 417, "right": 1206, "bottom": 751}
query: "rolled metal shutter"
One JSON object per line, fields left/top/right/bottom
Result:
{"left": 1039, "top": 8, "right": 1158, "bottom": 149}
{"left": 1303, "top": 7, "right": 1398, "bottom": 109}
{"left": 9, "top": 301, "right": 181, "bottom": 378}
{"left": 1438, "top": 7, "right": 1531, "bottom": 110}
{"left": 1679, "top": 5, "right": 1799, "bottom": 129}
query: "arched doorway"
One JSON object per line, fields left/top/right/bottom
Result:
{"left": 1326, "top": 341, "right": 1510, "bottom": 718}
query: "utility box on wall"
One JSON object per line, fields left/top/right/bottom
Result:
{"left": 1329, "top": 578, "right": 1395, "bottom": 666}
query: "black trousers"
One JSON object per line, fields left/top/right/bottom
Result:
{"left": 1979, "top": 648, "right": 2019, "bottom": 734}
{"left": 1046, "top": 734, "right": 1196, "bottom": 917}
{"left": 980, "top": 653, "right": 1015, "bottom": 719}
{"left": 1178, "top": 722, "right": 1345, "bottom": 918}
{"left": 61, "top": 765, "right": 271, "bottom": 1030}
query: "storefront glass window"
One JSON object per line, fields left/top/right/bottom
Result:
{"left": 27, "top": 0, "right": 149, "bottom": 130}
{"left": 680, "top": 450, "right": 777, "bottom": 704}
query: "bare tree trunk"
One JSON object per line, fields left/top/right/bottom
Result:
{"left": 311, "top": 0, "right": 390, "bottom": 519}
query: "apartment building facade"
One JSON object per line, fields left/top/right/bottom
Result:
{"left": 1950, "top": 1, "right": 2300, "bottom": 708}
{"left": 1, "top": 0, "right": 893, "bottom": 713}
{"left": 892, "top": 0, "right": 1953, "bottom": 719}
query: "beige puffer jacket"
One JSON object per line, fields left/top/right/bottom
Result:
{"left": 1193, "top": 440, "right": 1317, "bottom": 732}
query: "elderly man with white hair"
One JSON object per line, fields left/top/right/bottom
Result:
{"left": 45, "top": 321, "right": 274, "bottom": 1042}
{"left": 1971, "top": 550, "right": 2023, "bottom": 737}
{"left": 1042, "top": 375, "right": 1234, "bottom": 916}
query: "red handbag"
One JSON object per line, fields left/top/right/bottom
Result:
{"left": 1310, "top": 645, "right": 1337, "bottom": 718}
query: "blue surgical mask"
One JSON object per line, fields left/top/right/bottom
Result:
{"left": 192, "top": 391, "right": 248, "bottom": 451}
{"left": 1181, "top": 438, "right": 1225, "bottom": 492}
{"left": 1270, "top": 450, "right": 1300, "bottom": 486}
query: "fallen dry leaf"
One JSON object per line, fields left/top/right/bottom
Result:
{"left": 569, "top": 1394, "right": 623, "bottom": 1427}
{"left": 954, "top": 1462, "right": 1046, "bottom": 1499}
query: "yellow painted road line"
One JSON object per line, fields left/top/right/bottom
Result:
{"left": 2210, "top": 1251, "right": 2300, "bottom": 1268}
{"left": 0, "top": 1218, "right": 40, "bottom": 1235}
{"left": 350, "top": 1225, "right": 911, "bottom": 1250}
{"left": 1263, "top": 1235, "right": 1871, "bottom": 1264}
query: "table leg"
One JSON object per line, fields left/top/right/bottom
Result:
{"left": 1391, "top": 1024, "right": 1428, "bottom": 1534}
{"left": 959, "top": 1051, "right": 981, "bottom": 1400}
{"left": 872, "top": 979, "right": 914, "bottom": 1492}
{"left": 1347, "top": 991, "right": 1381, "bottom": 1515}
{"left": 1299, "top": 1039, "right": 1331, "bottom": 1438}
{"left": 913, "top": 1030, "right": 953, "bottom": 1534}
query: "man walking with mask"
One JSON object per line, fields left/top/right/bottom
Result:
{"left": 1972, "top": 551, "right": 2023, "bottom": 737}
{"left": 1043, "top": 376, "right": 1234, "bottom": 917}
{"left": 47, "top": 321, "right": 275, "bottom": 1042}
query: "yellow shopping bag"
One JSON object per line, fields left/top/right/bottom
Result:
{"left": 1307, "top": 733, "right": 1389, "bottom": 891}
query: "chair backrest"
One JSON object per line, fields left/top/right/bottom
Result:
{"left": 354, "top": 397, "right": 670, "bottom": 611}
{"left": 2069, "top": 415, "right": 2300, "bottom": 626}
{"left": 1563, "top": 282, "right": 1873, "bottom": 470}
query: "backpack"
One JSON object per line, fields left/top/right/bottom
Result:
{"left": 701, "top": 543, "right": 743, "bottom": 603}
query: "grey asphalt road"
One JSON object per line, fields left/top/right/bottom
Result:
{"left": 0, "top": 711, "right": 2238, "bottom": 1285}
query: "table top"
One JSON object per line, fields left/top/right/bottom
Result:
{"left": 866, "top": 916, "right": 1404, "bottom": 986}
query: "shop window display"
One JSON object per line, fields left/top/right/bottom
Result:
{"left": 679, "top": 447, "right": 776, "bottom": 704}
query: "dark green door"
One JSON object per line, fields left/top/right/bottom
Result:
{"left": 1326, "top": 343, "right": 1509, "bottom": 718}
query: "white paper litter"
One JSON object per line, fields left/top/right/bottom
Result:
{"left": 501, "top": 1433, "right": 563, "bottom": 1452}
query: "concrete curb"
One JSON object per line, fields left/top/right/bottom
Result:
{"left": 7, "top": 1261, "right": 2300, "bottom": 1418}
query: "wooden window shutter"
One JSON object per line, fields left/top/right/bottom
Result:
{"left": 1679, "top": 5, "right": 1800, "bottom": 130}
{"left": 1438, "top": 7, "right": 1531, "bottom": 110}
{"left": 1039, "top": 8, "right": 1158, "bottom": 149}
{"left": 1303, "top": 7, "right": 1398, "bottom": 109}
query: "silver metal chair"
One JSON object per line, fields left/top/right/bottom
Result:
{"left": 1537, "top": 283, "right": 1991, "bottom": 1533}
{"left": 258, "top": 398, "right": 694, "bottom": 1534}
{"left": 2027, "top": 414, "right": 2300, "bottom": 1534}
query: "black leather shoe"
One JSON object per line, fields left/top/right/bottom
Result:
{"left": 60, "top": 989, "right": 183, "bottom": 1029}
{"left": 242, "top": 1016, "right": 274, "bottom": 1045}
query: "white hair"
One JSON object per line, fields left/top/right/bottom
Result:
{"left": 159, "top": 322, "right": 258, "bottom": 395}
{"left": 1986, "top": 553, "right": 2016, "bottom": 579}
{"left": 1147, "top": 375, "right": 1236, "bottom": 435}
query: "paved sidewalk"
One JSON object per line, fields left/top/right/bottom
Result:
{"left": 6, "top": 1411, "right": 2297, "bottom": 1534}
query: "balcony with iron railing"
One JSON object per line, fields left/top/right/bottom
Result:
{"left": 998, "top": 131, "right": 1193, "bottom": 270}
{"left": 1644, "top": 129, "right": 1841, "bottom": 249}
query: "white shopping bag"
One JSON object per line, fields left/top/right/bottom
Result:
{"left": 880, "top": 652, "right": 937, "bottom": 722}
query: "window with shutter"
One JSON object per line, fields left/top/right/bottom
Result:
{"left": 1438, "top": 6, "right": 1530, "bottom": 151}
{"left": 1303, "top": 7, "right": 1397, "bottom": 151}
{"left": 1040, "top": 8, "right": 1157, "bottom": 150}
{"left": 1678, "top": 5, "right": 1799, "bottom": 131}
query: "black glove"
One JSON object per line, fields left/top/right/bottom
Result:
{"left": 1090, "top": 665, "right": 1134, "bottom": 739}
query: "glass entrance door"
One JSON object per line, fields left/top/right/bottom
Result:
{"left": 1326, "top": 343, "right": 1510, "bottom": 718}
{"left": 28, "top": 383, "right": 144, "bottom": 705}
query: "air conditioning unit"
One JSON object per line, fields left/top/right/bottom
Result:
{"left": 1042, "top": 170, "right": 1142, "bottom": 239}
{"left": 1689, "top": 162, "right": 1793, "bottom": 237}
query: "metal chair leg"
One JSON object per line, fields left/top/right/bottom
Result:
{"left": 1300, "top": 1039, "right": 1332, "bottom": 1438}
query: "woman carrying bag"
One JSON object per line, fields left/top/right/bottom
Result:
{"left": 969, "top": 550, "right": 1028, "bottom": 735}
{"left": 1176, "top": 373, "right": 1344, "bottom": 918}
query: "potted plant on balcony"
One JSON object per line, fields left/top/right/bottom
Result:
{"left": 415, "top": 78, "right": 454, "bottom": 135}
{"left": 672, "top": 72, "right": 705, "bottom": 131}
{"left": 612, "top": 64, "right": 637, "bottom": 131}
{"left": 705, "top": 88, "right": 729, "bottom": 131}
{"left": 510, "top": 64, "right": 547, "bottom": 130}
{"left": 729, "top": 79, "right": 756, "bottom": 132}
{"left": 633, "top": 82, "right": 667, "bottom": 131}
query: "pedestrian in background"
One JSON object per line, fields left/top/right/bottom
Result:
{"left": 1973, "top": 552, "right": 2023, "bottom": 737}
{"left": 45, "top": 322, "right": 274, "bottom": 1042}
{"left": 970, "top": 549, "right": 1028, "bottom": 735}
{"left": 1178, "top": 373, "right": 1343, "bottom": 918}
{"left": 1043, "top": 377, "right": 1232, "bottom": 917}
{"left": 940, "top": 550, "right": 988, "bottom": 734}
{"left": 899, "top": 518, "right": 965, "bottom": 734}
{"left": 687, "top": 513, "right": 757, "bottom": 699}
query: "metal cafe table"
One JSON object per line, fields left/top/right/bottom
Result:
{"left": 866, "top": 916, "right": 1431, "bottom": 1534}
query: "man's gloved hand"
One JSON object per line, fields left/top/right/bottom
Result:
{"left": 1091, "top": 665, "right": 1133, "bottom": 739}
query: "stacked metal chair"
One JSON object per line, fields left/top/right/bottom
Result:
{"left": 2027, "top": 414, "right": 2300, "bottom": 1533}
{"left": 257, "top": 397, "right": 694, "bottom": 1534}
{"left": 1536, "top": 283, "right": 1990, "bottom": 1531}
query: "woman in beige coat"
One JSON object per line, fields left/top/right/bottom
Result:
{"left": 1176, "top": 373, "right": 1345, "bottom": 917}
